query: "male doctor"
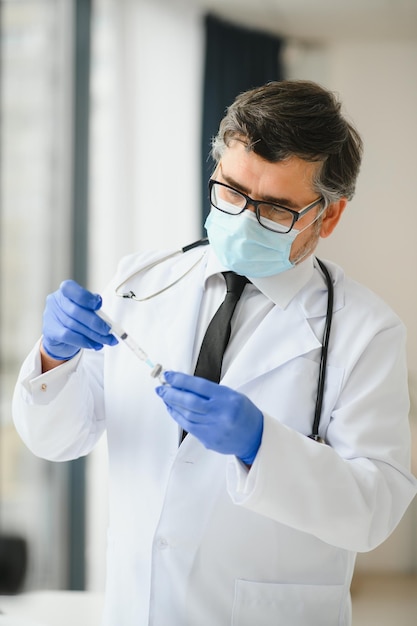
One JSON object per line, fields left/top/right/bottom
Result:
{"left": 13, "top": 81, "right": 417, "bottom": 625}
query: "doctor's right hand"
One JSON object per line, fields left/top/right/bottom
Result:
{"left": 41, "top": 279, "right": 118, "bottom": 361}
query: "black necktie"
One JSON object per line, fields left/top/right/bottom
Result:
{"left": 180, "top": 272, "right": 248, "bottom": 444}
{"left": 193, "top": 271, "right": 249, "bottom": 383}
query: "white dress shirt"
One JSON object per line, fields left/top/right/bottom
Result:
{"left": 194, "top": 250, "right": 315, "bottom": 378}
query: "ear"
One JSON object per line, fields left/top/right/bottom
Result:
{"left": 320, "top": 199, "right": 347, "bottom": 238}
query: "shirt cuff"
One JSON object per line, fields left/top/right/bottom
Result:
{"left": 21, "top": 340, "right": 83, "bottom": 405}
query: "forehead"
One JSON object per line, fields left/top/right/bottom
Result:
{"left": 219, "top": 140, "right": 321, "bottom": 206}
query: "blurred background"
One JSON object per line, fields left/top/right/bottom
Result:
{"left": 0, "top": 0, "right": 416, "bottom": 617}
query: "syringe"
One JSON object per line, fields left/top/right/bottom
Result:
{"left": 96, "top": 309, "right": 165, "bottom": 382}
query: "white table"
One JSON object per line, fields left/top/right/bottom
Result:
{"left": 0, "top": 591, "right": 104, "bottom": 626}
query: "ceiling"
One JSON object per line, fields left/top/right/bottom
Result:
{"left": 157, "top": 0, "right": 417, "bottom": 42}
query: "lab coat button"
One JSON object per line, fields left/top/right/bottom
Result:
{"left": 156, "top": 537, "right": 169, "bottom": 550}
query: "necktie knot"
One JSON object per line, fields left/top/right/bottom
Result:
{"left": 222, "top": 271, "right": 249, "bottom": 296}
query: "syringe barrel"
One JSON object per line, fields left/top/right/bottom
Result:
{"left": 96, "top": 309, "right": 154, "bottom": 365}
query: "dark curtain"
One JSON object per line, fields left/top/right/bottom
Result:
{"left": 201, "top": 14, "right": 284, "bottom": 226}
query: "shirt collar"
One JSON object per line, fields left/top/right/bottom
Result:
{"left": 204, "top": 248, "right": 314, "bottom": 309}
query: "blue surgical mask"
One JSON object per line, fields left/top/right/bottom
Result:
{"left": 204, "top": 209, "right": 299, "bottom": 278}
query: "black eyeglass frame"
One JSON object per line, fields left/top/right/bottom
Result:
{"left": 209, "top": 179, "right": 325, "bottom": 234}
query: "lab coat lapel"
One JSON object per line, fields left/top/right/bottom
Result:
{"left": 221, "top": 301, "right": 322, "bottom": 390}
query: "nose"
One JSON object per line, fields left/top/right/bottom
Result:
{"left": 245, "top": 199, "right": 258, "bottom": 215}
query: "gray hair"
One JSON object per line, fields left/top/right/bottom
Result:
{"left": 212, "top": 80, "right": 363, "bottom": 204}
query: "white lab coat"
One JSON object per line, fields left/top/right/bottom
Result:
{"left": 13, "top": 246, "right": 417, "bottom": 626}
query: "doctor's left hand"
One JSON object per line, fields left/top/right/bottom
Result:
{"left": 156, "top": 371, "right": 263, "bottom": 465}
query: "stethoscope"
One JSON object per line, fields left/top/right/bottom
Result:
{"left": 115, "top": 238, "right": 334, "bottom": 444}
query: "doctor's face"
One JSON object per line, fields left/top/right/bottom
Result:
{"left": 216, "top": 140, "right": 346, "bottom": 264}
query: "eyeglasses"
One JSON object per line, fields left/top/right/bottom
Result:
{"left": 209, "top": 179, "right": 324, "bottom": 234}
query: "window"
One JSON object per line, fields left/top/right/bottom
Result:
{"left": 0, "top": 0, "right": 73, "bottom": 589}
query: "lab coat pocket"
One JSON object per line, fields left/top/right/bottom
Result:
{"left": 231, "top": 579, "right": 345, "bottom": 626}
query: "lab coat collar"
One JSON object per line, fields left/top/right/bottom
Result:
{"left": 204, "top": 248, "right": 315, "bottom": 310}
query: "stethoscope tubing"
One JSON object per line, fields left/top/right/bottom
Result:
{"left": 115, "top": 239, "right": 333, "bottom": 443}
{"left": 310, "top": 258, "right": 334, "bottom": 443}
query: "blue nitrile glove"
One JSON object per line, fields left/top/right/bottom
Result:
{"left": 42, "top": 279, "right": 118, "bottom": 360}
{"left": 156, "top": 371, "right": 263, "bottom": 464}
